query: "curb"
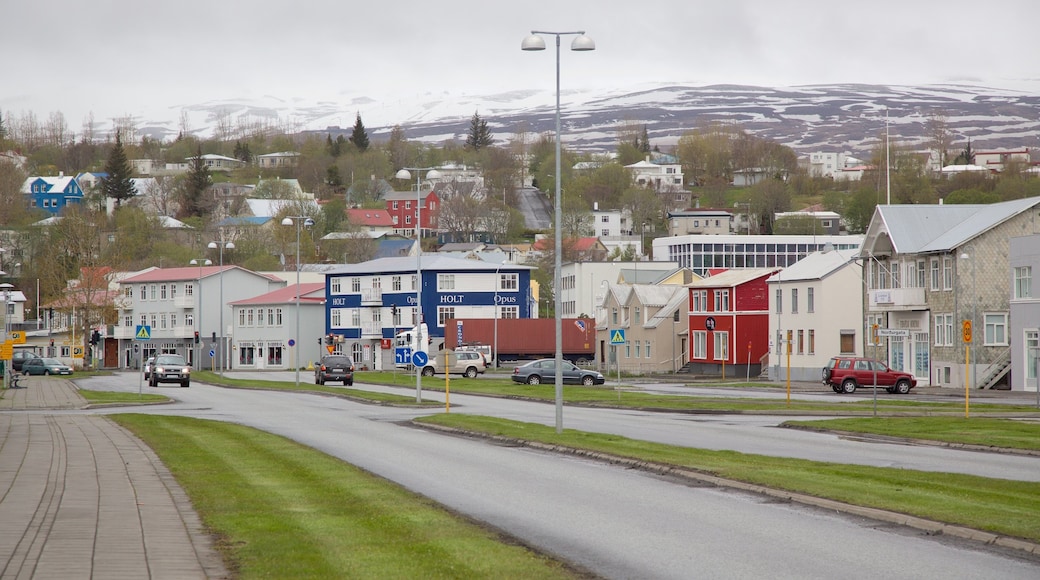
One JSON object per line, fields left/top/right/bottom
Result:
{"left": 416, "top": 422, "right": 1040, "bottom": 557}
{"left": 780, "top": 424, "right": 1040, "bottom": 458}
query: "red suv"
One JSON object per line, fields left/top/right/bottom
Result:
{"left": 822, "top": 357, "right": 916, "bottom": 394}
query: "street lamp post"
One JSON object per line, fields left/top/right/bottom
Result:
{"left": 208, "top": 240, "right": 235, "bottom": 375}
{"left": 395, "top": 167, "right": 442, "bottom": 403}
{"left": 281, "top": 216, "right": 314, "bottom": 388}
{"left": 1, "top": 283, "right": 11, "bottom": 389}
{"left": 522, "top": 29, "right": 595, "bottom": 434}
{"left": 189, "top": 257, "right": 212, "bottom": 367}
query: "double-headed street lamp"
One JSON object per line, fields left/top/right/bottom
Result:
{"left": 395, "top": 167, "right": 442, "bottom": 403}
{"left": 189, "top": 257, "right": 212, "bottom": 367}
{"left": 281, "top": 216, "right": 314, "bottom": 389}
{"left": 207, "top": 240, "right": 235, "bottom": 375}
{"left": 522, "top": 29, "right": 595, "bottom": 433}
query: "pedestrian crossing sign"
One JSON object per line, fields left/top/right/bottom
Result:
{"left": 610, "top": 329, "right": 626, "bottom": 344}
{"left": 135, "top": 325, "right": 151, "bottom": 340}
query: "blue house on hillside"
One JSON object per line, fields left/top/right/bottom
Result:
{"left": 21, "top": 175, "right": 84, "bottom": 214}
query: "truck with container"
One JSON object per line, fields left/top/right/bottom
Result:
{"left": 443, "top": 318, "right": 595, "bottom": 366}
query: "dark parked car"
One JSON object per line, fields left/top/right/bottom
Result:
{"left": 21, "top": 357, "right": 73, "bottom": 376}
{"left": 511, "top": 359, "right": 605, "bottom": 386}
{"left": 315, "top": 355, "right": 354, "bottom": 386}
{"left": 822, "top": 356, "right": 916, "bottom": 394}
{"left": 148, "top": 354, "right": 191, "bottom": 387}
{"left": 11, "top": 350, "right": 37, "bottom": 372}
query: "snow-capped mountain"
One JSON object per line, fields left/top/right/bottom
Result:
{"left": 131, "top": 83, "right": 1040, "bottom": 155}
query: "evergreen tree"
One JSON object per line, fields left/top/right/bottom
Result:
{"left": 465, "top": 111, "right": 494, "bottom": 150}
{"left": 101, "top": 131, "right": 137, "bottom": 209}
{"left": 639, "top": 125, "right": 651, "bottom": 154}
{"left": 233, "top": 140, "right": 252, "bottom": 163}
{"left": 349, "top": 113, "right": 370, "bottom": 152}
{"left": 180, "top": 145, "right": 211, "bottom": 218}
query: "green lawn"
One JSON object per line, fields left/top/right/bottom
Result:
{"left": 78, "top": 390, "right": 169, "bottom": 405}
{"left": 783, "top": 416, "right": 1040, "bottom": 451}
{"left": 112, "top": 414, "right": 579, "bottom": 580}
{"left": 416, "top": 414, "right": 1040, "bottom": 543}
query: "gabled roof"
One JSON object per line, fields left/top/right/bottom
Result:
{"left": 532, "top": 237, "right": 603, "bottom": 252}
{"left": 20, "top": 175, "right": 79, "bottom": 194}
{"left": 384, "top": 190, "right": 437, "bottom": 202}
{"left": 866, "top": 198, "right": 1040, "bottom": 256}
{"left": 346, "top": 208, "right": 394, "bottom": 227}
{"left": 120, "top": 265, "right": 276, "bottom": 284}
{"left": 690, "top": 267, "right": 781, "bottom": 288}
{"left": 230, "top": 283, "right": 325, "bottom": 306}
{"left": 767, "top": 248, "right": 859, "bottom": 283}
{"left": 325, "top": 255, "right": 532, "bottom": 276}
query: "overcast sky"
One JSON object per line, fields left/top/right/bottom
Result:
{"left": 4, "top": 1, "right": 1039, "bottom": 130}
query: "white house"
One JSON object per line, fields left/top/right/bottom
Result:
{"left": 766, "top": 249, "right": 863, "bottom": 382}
{"left": 624, "top": 157, "right": 684, "bottom": 191}
{"left": 229, "top": 283, "right": 326, "bottom": 372}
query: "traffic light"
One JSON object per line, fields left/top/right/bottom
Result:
{"left": 50, "top": 338, "right": 55, "bottom": 347}
{"left": 325, "top": 334, "right": 334, "bottom": 345}
{"left": 194, "top": 331, "right": 200, "bottom": 344}
{"left": 90, "top": 330, "right": 101, "bottom": 346}
{"left": 390, "top": 305, "right": 398, "bottom": 316}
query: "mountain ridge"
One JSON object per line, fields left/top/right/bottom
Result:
{"left": 126, "top": 82, "right": 1039, "bottom": 156}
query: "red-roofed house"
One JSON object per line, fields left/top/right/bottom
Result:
{"left": 229, "top": 283, "right": 326, "bottom": 370}
{"left": 114, "top": 266, "right": 286, "bottom": 369}
{"left": 345, "top": 208, "right": 395, "bottom": 238}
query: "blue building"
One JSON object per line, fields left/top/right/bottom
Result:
{"left": 323, "top": 255, "right": 534, "bottom": 368}
{"left": 21, "top": 175, "right": 84, "bottom": 214}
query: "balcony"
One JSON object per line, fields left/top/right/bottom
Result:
{"left": 360, "top": 288, "right": 383, "bottom": 305}
{"left": 360, "top": 322, "right": 382, "bottom": 337}
{"left": 113, "top": 326, "right": 135, "bottom": 339}
{"left": 172, "top": 325, "right": 195, "bottom": 339}
{"left": 869, "top": 287, "right": 926, "bottom": 310}
{"left": 113, "top": 296, "right": 133, "bottom": 309}
{"left": 174, "top": 295, "right": 196, "bottom": 309}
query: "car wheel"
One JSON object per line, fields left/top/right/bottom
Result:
{"left": 346, "top": 380, "right": 353, "bottom": 386}
{"left": 830, "top": 384, "right": 841, "bottom": 393}
{"left": 895, "top": 379, "right": 911, "bottom": 395}
{"left": 421, "top": 366, "right": 435, "bottom": 377}
{"left": 314, "top": 376, "right": 320, "bottom": 384}
{"left": 841, "top": 379, "right": 857, "bottom": 394}
{"left": 885, "top": 387, "right": 895, "bottom": 394}
{"left": 464, "top": 367, "right": 477, "bottom": 378}
{"left": 181, "top": 381, "right": 190, "bottom": 388}
{"left": 44, "top": 370, "right": 51, "bottom": 376}
{"left": 526, "top": 375, "right": 541, "bottom": 385}
{"left": 581, "top": 375, "right": 595, "bottom": 386}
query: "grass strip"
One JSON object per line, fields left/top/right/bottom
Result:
{"left": 416, "top": 414, "right": 1040, "bottom": 543}
{"left": 78, "top": 390, "right": 169, "bottom": 405}
{"left": 112, "top": 414, "right": 578, "bottom": 579}
{"left": 193, "top": 371, "right": 439, "bottom": 406}
{"left": 784, "top": 416, "right": 1040, "bottom": 451}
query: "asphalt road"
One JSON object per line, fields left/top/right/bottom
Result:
{"left": 75, "top": 373, "right": 1040, "bottom": 579}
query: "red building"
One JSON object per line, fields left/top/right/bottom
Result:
{"left": 384, "top": 189, "right": 441, "bottom": 237}
{"left": 686, "top": 268, "right": 781, "bottom": 377}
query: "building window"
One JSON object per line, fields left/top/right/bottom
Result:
{"left": 247, "top": 309, "right": 254, "bottom": 326}
{"left": 351, "top": 278, "right": 361, "bottom": 292}
{"left": 331, "top": 278, "right": 342, "bottom": 293}
{"left": 713, "top": 331, "right": 729, "bottom": 361}
{"left": 160, "top": 284, "right": 168, "bottom": 300}
{"left": 930, "top": 258, "right": 940, "bottom": 290}
{"left": 351, "top": 309, "right": 361, "bottom": 327}
{"left": 775, "top": 288, "right": 782, "bottom": 314}
{"left": 840, "top": 330, "right": 855, "bottom": 354}
{"left": 714, "top": 289, "right": 729, "bottom": 312}
{"left": 934, "top": 313, "right": 954, "bottom": 346}
{"left": 693, "top": 331, "right": 706, "bottom": 359}
{"left": 268, "top": 308, "right": 275, "bottom": 326}
{"left": 634, "top": 307, "right": 641, "bottom": 324}
{"left": 635, "top": 340, "right": 641, "bottom": 358}
{"left": 499, "top": 273, "right": 518, "bottom": 291}
{"left": 916, "top": 260, "right": 926, "bottom": 288}
{"left": 808, "top": 329, "right": 815, "bottom": 355}
{"left": 693, "top": 290, "right": 707, "bottom": 313}
{"left": 984, "top": 313, "right": 1008, "bottom": 346}
{"left": 439, "top": 274, "right": 456, "bottom": 290}
{"left": 612, "top": 308, "right": 618, "bottom": 324}
{"left": 646, "top": 340, "right": 651, "bottom": 359}
{"left": 942, "top": 256, "right": 953, "bottom": 290}
{"left": 331, "top": 309, "right": 342, "bottom": 328}
{"left": 791, "top": 289, "right": 798, "bottom": 314}
{"left": 438, "top": 306, "right": 455, "bottom": 326}
{"left": 797, "top": 330, "right": 804, "bottom": 354}
{"left": 807, "top": 288, "right": 814, "bottom": 313}
{"left": 141, "top": 284, "right": 148, "bottom": 299}
{"left": 1015, "top": 266, "right": 1032, "bottom": 299}
{"left": 411, "top": 275, "right": 417, "bottom": 291}
{"left": 393, "top": 276, "right": 402, "bottom": 291}
{"left": 501, "top": 306, "right": 519, "bottom": 319}
{"left": 1027, "top": 330, "right": 1039, "bottom": 381}
{"left": 267, "top": 345, "right": 283, "bottom": 365}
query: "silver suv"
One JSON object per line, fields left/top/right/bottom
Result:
{"left": 148, "top": 354, "right": 191, "bottom": 388}
{"left": 420, "top": 350, "right": 487, "bottom": 378}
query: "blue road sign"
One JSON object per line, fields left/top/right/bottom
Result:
{"left": 209, "top": 349, "right": 216, "bottom": 357}
{"left": 288, "top": 339, "right": 296, "bottom": 347}
{"left": 610, "top": 329, "right": 626, "bottom": 344}
{"left": 395, "top": 347, "right": 413, "bottom": 365}
{"left": 135, "top": 325, "right": 151, "bottom": 341}
{"left": 412, "top": 351, "right": 429, "bottom": 367}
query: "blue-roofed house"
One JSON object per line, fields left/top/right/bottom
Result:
{"left": 21, "top": 174, "right": 84, "bottom": 214}
{"left": 859, "top": 197, "right": 1040, "bottom": 390}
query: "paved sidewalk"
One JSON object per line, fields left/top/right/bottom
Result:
{"left": 0, "top": 378, "right": 228, "bottom": 579}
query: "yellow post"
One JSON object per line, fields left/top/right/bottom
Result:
{"left": 785, "top": 338, "right": 791, "bottom": 405}
{"left": 444, "top": 350, "right": 451, "bottom": 413}
{"left": 965, "top": 345, "right": 970, "bottom": 418}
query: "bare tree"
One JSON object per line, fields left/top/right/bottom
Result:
{"left": 926, "top": 110, "right": 954, "bottom": 170}
{"left": 44, "top": 111, "right": 69, "bottom": 147}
